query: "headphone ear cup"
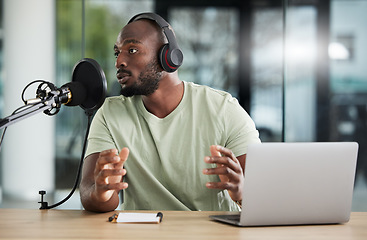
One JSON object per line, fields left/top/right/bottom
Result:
{"left": 159, "top": 44, "right": 173, "bottom": 72}
{"left": 159, "top": 44, "right": 183, "bottom": 73}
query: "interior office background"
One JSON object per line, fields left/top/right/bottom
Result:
{"left": 0, "top": 0, "right": 366, "bottom": 211}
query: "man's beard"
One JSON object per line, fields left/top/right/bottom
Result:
{"left": 120, "top": 59, "right": 163, "bottom": 97}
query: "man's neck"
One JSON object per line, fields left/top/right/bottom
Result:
{"left": 142, "top": 76, "right": 184, "bottom": 119}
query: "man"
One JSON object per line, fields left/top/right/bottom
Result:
{"left": 79, "top": 13, "right": 261, "bottom": 212}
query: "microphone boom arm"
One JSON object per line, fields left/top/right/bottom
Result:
{"left": 0, "top": 93, "right": 59, "bottom": 130}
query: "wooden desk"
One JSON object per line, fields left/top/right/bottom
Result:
{"left": 0, "top": 209, "right": 366, "bottom": 239}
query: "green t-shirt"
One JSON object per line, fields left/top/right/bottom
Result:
{"left": 85, "top": 81, "right": 261, "bottom": 211}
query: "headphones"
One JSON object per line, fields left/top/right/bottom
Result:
{"left": 128, "top": 12, "right": 183, "bottom": 73}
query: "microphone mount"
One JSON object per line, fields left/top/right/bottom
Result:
{"left": 0, "top": 80, "right": 68, "bottom": 129}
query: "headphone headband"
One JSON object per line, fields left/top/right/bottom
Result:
{"left": 128, "top": 12, "right": 169, "bottom": 28}
{"left": 128, "top": 12, "right": 183, "bottom": 72}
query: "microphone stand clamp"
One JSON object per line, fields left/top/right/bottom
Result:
{"left": 38, "top": 190, "right": 49, "bottom": 209}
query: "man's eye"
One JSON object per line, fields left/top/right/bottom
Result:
{"left": 129, "top": 48, "right": 138, "bottom": 54}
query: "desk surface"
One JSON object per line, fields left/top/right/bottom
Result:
{"left": 0, "top": 209, "right": 366, "bottom": 239}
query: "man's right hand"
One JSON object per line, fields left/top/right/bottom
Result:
{"left": 92, "top": 148, "right": 129, "bottom": 203}
{"left": 80, "top": 147, "right": 129, "bottom": 212}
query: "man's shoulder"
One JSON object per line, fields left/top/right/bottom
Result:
{"left": 184, "top": 81, "right": 238, "bottom": 108}
{"left": 103, "top": 95, "right": 139, "bottom": 105}
{"left": 185, "top": 81, "right": 233, "bottom": 99}
{"left": 98, "top": 95, "right": 141, "bottom": 114}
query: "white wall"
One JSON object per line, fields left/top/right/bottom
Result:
{"left": 2, "top": 0, "right": 55, "bottom": 201}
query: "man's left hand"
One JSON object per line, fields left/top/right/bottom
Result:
{"left": 203, "top": 145, "right": 245, "bottom": 202}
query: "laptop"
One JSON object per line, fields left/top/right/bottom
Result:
{"left": 210, "top": 142, "right": 359, "bottom": 227}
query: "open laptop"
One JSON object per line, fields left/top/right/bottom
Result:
{"left": 210, "top": 142, "right": 359, "bottom": 227}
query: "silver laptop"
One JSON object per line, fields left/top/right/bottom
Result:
{"left": 210, "top": 142, "right": 359, "bottom": 226}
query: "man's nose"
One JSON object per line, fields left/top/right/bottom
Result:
{"left": 115, "top": 53, "right": 127, "bottom": 69}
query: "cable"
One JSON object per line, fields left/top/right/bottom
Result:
{"left": 39, "top": 110, "right": 93, "bottom": 209}
{"left": 21, "top": 80, "right": 50, "bottom": 104}
{"left": 0, "top": 127, "right": 7, "bottom": 152}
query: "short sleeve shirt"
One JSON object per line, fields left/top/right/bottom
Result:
{"left": 85, "top": 81, "right": 261, "bottom": 211}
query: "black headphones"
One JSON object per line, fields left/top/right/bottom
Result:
{"left": 128, "top": 12, "right": 183, "bottom": 73}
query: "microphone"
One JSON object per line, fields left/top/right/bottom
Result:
{"left": 52, "top": 81, "right": 86, "bottom": 106}
{"left": 24, "top": 81, "right": 86, "bottom": 109}
{"left": 27, "top": 58, "right": 107, "bottom": 111}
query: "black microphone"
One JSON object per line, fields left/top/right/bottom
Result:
{"left": 26, "top": 58, "right": 107, "bottom": 111}
{"left": 58, "top": 81, "right": 87, "bottom": 106}
{"left": 24, "top": 81, "right": 87, "bottom": 109}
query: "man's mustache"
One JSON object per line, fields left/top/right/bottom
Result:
{"left": 117, "top": 69, "right": 131, "bottom": 74}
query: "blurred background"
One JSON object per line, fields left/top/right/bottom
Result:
{"left": 0, "top": 0, "right": 366, "bottom": 211}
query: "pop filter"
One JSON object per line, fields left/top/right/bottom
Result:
{"left": 70, "top": 58, "right": 107, "bottom": 111}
